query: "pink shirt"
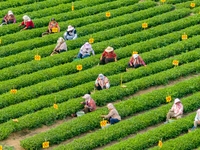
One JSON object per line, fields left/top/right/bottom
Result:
{"left": 171, "top": 103, "right": 183, "bottom": 116}
{"left": 4, "top": 14, "right": 16, "bottom": 23}
{"left": 129, "top": 55, "right": 146, "bottom": 66}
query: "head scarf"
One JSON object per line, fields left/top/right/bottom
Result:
{"left": 8, "top": 10, "right": 13, "bottom": 15}
{"left": 107, "top": 103, "right": 115, "bottom": 110}
{"left": 23, "top": 15, "right": 31, "bottom": 22}
{"left": 174, "top": 98, "right": 181, "bottom": 104}
{"left": 98, "top": 74, "right": 104, "bottom": 80}
{"left": 82, "top": 94, "right": 91, "bottom": 100}
{"left": 57, "top": 37, "right": 65, "bottom": 44}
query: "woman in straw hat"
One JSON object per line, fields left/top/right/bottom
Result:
{"left": 100, "top": 46, "right": 117, "bottom": 64}
{"left": 164, "top": 98, "right": 183, "bottom": 124}
{"left": 50, "top": 37, "right": 67, "bottom": 56}
{"left": 127, "top": 53, "right": 146, "bottom": 71}
{"left": 63, "top": 25, "right": 77, "bottom": 40}
{"left": 77, "top": 42, "right": 95, "bottom": 59}
{"left": 19, "top": 15, "right": 34, "bottom": 31}
{"left": 1, "top": 10, "right": 16, "bottom": 26}
{"left": 101, "top": 103, "right": 121, "bottom": 125}
{"left": 71, "top": 94, "right": 96, "bottom": 117}
{"left": 42, "top": 18, "right": 60, "bottom": 37}
{"left": 95, "top": 73, "right": 110, "bottom": 90}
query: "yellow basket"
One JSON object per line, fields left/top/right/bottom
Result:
{"left": 52, "top": 27, "right": 58, "bottom": 33}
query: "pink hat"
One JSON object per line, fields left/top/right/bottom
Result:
{"left": 84, "top": 42, "right": 91, "bottom": 49}
{"left": 67, "top": 25, "right": 74, "bottom": 31}
{"left": 174, "top": 98, "right": 181, "bottom": 104}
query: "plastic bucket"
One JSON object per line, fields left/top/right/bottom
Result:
{"left": 76, "top": 111, "right": 85, "bottom": 117}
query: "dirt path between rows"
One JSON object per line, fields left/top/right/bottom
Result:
{"left": 1, "top": 74, "right": 198, "bottom": 150}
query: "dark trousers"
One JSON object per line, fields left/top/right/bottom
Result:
{"left": 95, "top": 83, "right": 106, "bottom": 90}
{"left": 83, "top": 107, "right": 91, "bottom": 113}
{"left": 100, "top": 57, "right": 115, "bottom": 65}
{"left": 127, "top": 63, "right": 141, "bottom": 68}
{"left": 109, "top": 117, "right": 120, "bottom": 124}
{"left": 2, "top": 20, "right": 14, "bottom": 24}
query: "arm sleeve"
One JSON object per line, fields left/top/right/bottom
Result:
{"left": 91, "top": 48, "right": 95, "bottom": 55}
{"left": 195, "top": 114, "right": 198, "bottom": 121}
{"left": 104, "top": 77, "right": 110, "bottom": 89}
{"left": 129, "top": 57, "right": 133, "bottom": 65}
{"left": 54, "top": 43, "right": 59, "bottom": 50}
{"left": 3, "top": 15, "right": 7, "bottom": 21}
{"left": 73, "top": 34, "right": 77, "bottom": 39}
{"left": 170, "top": 104, "right": 175, "bottom": 111}
{"left": 21, "top": 21, "right": 25, "bottom": 25}
{"left": 13, "top": 17, "right": 16, "bottom": 23}
{"left": 104, "top": 110, "right": 114, "bottom": 119}
{"left": 95, "top": 79, "right": 98, "bottom": 85}
{"left": 139, "top": 56, "right": 146, "bottom": 66}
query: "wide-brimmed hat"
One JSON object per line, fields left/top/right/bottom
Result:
{"left": 84, "top": 42, "right": 91, "bottom": 49}
{"left": 174, "top": 98, "right": 181, "bottom": 104}
{"left": 67, "top": 25, "right": 74, "bottom": 31}
{"left": 105, "top": 46, "right": 114, "bottom": 52}
{"left": 133, "top": 54, "right": 139, "bottom": 59}
{"left": 82, "top": 94, "right": 90, "bottom": 99}
{"left": 8, "top": 10, "right": 13, "bottom": 15}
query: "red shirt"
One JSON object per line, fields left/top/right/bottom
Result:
{"left": 21, "top": 20, "right": 34, "bottom": 28}
{"left": 48, "top": 21, "right": 59, "bottom": 29}
{"left": 102, "top": 51, "right": 117, "bottom": 59}
{"left": 86, "top": 98, "right": 96, "bottom": 111}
